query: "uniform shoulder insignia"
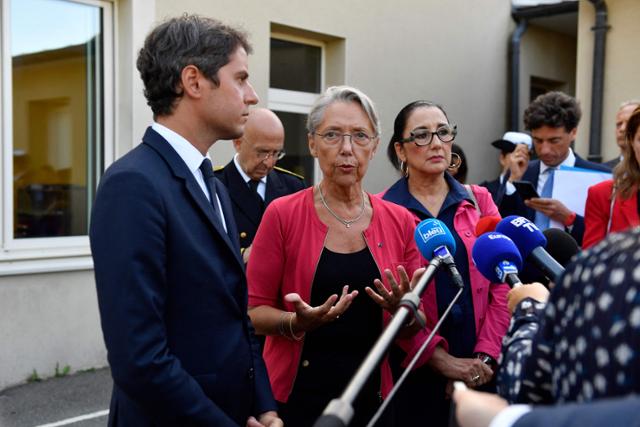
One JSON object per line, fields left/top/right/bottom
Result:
{"left": 213, "top": 165, "right": 225, "bottom": 172}
{"left": 274, "top": 166, "right": 304, "bottom": 180}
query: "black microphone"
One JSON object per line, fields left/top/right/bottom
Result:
{"left": 496, "top": 216, "right": 565, "bottom": 283}
{"left": 543, "top": 228, "right": 580, "bottom": 267}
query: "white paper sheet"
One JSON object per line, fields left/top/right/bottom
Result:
{"left": 549, "top": 166, "right": 612, "bottom": 229}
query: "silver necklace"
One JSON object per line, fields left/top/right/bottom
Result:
{"left": 318, "top": 184, "right": 366, "bottom": 228}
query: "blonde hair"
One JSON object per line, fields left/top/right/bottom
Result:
{"left": 614, "top": 106, "right": 640, "bottom": 199}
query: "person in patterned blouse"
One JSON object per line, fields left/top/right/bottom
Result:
{"left": 498, "top": 226, "right": 640, "bottom": 405}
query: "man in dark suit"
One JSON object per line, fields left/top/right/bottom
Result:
{"left": 479, "top": 131, "right": 531, "bottom": 212}
{"left": 603, "top": 100, "right": 640, "bottom": 168}
{"left": 215, "top": 108, "right": 305, "bottom": 263}
{"left": 89, "top": 15, "right": 281, "bottom": 427}
{"left": 498, "top": 91, "right": 611, "bottom": 246}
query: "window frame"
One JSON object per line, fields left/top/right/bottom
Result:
{"left": 0, "top": 0, "right": 114, "bottom": 274}
{"left": 268, "top": 33, "right": 324, "bottom": 186}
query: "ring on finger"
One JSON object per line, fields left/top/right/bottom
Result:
{"left": 471, "top": 374, "right": 480, "bottom": 383}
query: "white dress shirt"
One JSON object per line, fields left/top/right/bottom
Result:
{"left": 151, "top": 122, "right": 227, "bottom": 231}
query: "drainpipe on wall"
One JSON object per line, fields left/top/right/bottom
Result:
{"left": 510, "top": 19, "right": 528, "bottom": 131}
{"left": 587, "top": 0, "right": 609, "bottom": 163}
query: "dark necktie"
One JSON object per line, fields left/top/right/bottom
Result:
{"left": 248, "top": 179, "right": 264, "bottom": 208}
{"left": 199, "top": 158, "right": 224, "bottom": 228}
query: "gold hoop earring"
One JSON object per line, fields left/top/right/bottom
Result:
{"left": 400, "top": 160, "right": 409, "bottom": 178}
{"left": 448, "top": 152, "right": 462, "bottom": 170}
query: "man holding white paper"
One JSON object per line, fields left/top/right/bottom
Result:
{"left": 499, "top": 92, "right": 611, "bottom": 246}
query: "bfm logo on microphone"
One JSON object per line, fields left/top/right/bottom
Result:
{"left": 510, "top": 217, "right": 539, "bottom": 232}
{"left": 417, "top": 222, "right": 446, "bottom": 243}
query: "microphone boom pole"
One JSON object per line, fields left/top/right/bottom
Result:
{"left": 366, "top": 280, "right": 464, "bottom": 427}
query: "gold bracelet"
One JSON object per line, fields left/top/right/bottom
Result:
{"left": 288, "top": 312, "right": 305, "bottom": 341}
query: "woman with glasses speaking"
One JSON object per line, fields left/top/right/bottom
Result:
{"left": 247, "top": 86, "right": 426, "bottom": 426}
{"left": 381, "top": 101, "right": 510, "bottom": 426}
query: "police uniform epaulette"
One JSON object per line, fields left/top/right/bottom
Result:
{"left": 213, "top": 165, "right": 225, "bottom": 172}
{"left": 273, "top": 166, "right": 304, "bottom": 180}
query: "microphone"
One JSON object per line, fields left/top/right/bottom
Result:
{"left": 472, "top": 232, "right": 523, "bottom": 288}
{"left": 414, "top": 219, "right": 463, "bottom": 288}
{"left": 495, "top": 215, "right": 565, "bottom": 283}
{"left": 474, "top": 215, "right": 501, "bottom": 237}
{"left": 543, "top": 228, "right": 580, "bottom": 267}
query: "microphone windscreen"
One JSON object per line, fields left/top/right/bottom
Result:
{"left": 414, "top": 218, "right": 456, "bottom": 259}
{"left": 472, "top": 232, "right": 523, "bottom": 283}
{"left": 543, "top": 228, "right": 580, "bottom": 267}
{"left": 495, "top": 215, "right": 547, "bottom": 258}
{"left": 475, "top": 216, "right": 501, "bottom": 237}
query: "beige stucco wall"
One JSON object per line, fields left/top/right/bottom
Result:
{"left": 518, "top": 24, "right": 577, "bottom": 129}
{"left": 576, "top": 0, "right": 640, "bottom": 162}
{"left": 0, "top": 270, "right": 106, "bottom": 391}
{"left": 152, "top": 0, "right": 514, "bottom": 188}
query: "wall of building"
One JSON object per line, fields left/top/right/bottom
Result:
{"left": 160, "top": 0, "right": 516, "bottom": 188}
{"left": 518, "top": 24, "right": 577, "bottom": 130}
{"left": 576, "top": 0, "right": 640, "bottom": 162}
{"left": 0, "top": 270, "right": 105, "bottom": 390}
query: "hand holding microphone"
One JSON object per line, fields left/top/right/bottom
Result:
{"left": 506, "top": 282, "right": 549, "bottom": 313}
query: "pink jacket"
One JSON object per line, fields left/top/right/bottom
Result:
{"left": 380, "top": 184, "right": 510, "bottom": 367}
{"left": 247, "top": 188, "right": 421, "bottom": 402}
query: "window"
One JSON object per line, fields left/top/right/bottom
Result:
{"left": 269, "top": 35, "right": 323, "bottom": 186}
{"left": 1, "top": 0, "right": 113, "bottom": 269}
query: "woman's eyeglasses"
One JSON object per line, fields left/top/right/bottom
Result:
{"left": 314, "top": 131, "right": 375, "bottom": 147}
{"left": 400, "top": 125, "right": 457, "bottom": 146}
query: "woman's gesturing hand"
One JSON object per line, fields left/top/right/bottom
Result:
{"left": 284, "top": 285, "right": 358, "bottom": 333}
{"left": 365, "top": 266, "right": 426, "bottom": 313}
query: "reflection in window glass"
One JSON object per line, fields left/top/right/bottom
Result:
{"left": 270, "top": 39, "right": 321, "bottom": 93}
{"left": 274, "top": 111, "right": 314, "bottom": 186}
{"left": 12, "top": 0, "right": 103, "bottom": 238}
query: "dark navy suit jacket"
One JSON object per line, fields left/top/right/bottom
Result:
{"left": 215, "top": 161, "right": 304, "bottom": 253}
{"left": 90, "top": 127, "right": 275, "bottom": 426}
{"left": 514, "top": 396, "right": 640, "bottom": 427}
{"left": 499, "top": 154, "right": 611, "bottom": 246}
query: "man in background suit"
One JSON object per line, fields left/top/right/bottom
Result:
{"left": 603, "top": 100, "right": 640, "bottom": 168}
{"left": 216, "top": 108, "right": 305, "bottom": 263}
{"left": 479, "top": 131, "right": 531, "bottom": 213}
{"left": 90, "top": 15, "right": 281, "bottom": 427}
{"left": 498, "top": 91, "right": 610, "bottom": 246}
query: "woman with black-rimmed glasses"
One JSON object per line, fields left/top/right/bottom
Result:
{"left": 381, "top": 100, "right": 510, "bottom": 426}
{"left": 246, "top": 86, "right": 428, "bottom": 427}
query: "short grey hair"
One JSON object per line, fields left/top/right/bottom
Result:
{"left": 620, "top": 99, "right": 640, "bottom": 110}
{"left": 306, "top": 86, "right": 381, "bottom": 136}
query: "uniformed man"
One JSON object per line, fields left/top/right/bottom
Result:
{"left": 215, "top": 108, "right": 305, "bottom": 263}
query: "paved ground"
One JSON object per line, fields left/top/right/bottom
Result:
{"left": 0, "top": 368, "right": 111, "bottom": 427}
